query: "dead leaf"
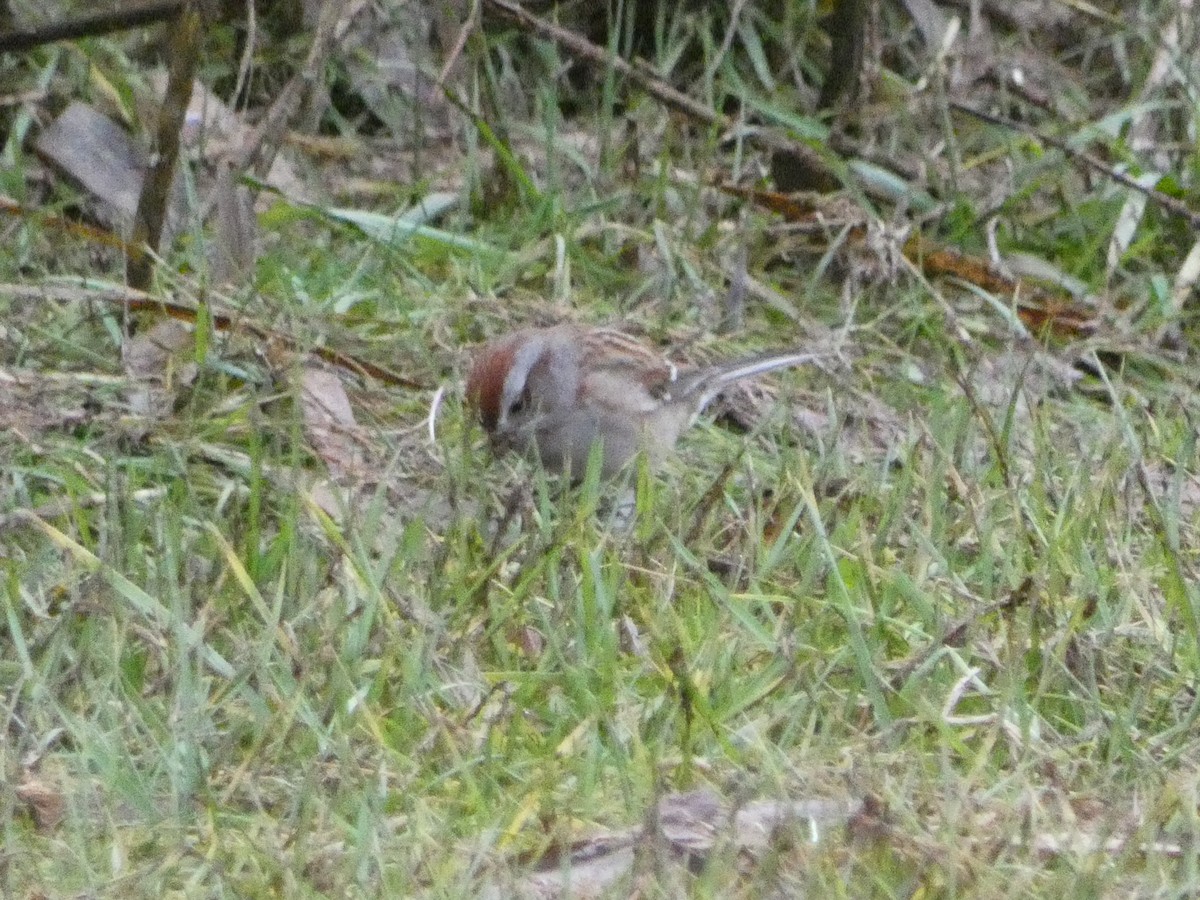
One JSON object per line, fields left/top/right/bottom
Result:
{"left": 123, "top": 318, "right": 197, "bottom": 418}
{"left": 300, "top": 367, "right": 357, "bottom": 428}
{"left": 1172, "top": 240, "right": 1200, "bottom": 315}
{"left": 487, "top": 789, "right": 863, "bottom": 898}
{"left": 510, "top": 624, "right": 545, "bottom": 658}
{"left": 898, "top": 0, "right": 950, "bottom": 48}
{"left": 16, "top": 777, "right": 66, "bottom": 830}
{"left": 0, "top": 368, "right": 98, "bottom": 436}
{"left": 967, "top": 348, "right": 1081, "bottom": 416}
{"left": 1141, "top": 458, "right": 1200, "bottom": 523}
{"left": 299, "top": 367, "right": 368, "bottom": 479}
{"left": 34, "top": 102, "right": 189, "bottom": 242}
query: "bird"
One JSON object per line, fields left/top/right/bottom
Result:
{"left": 466, "top": 324, "right": 817, "bottom": 479}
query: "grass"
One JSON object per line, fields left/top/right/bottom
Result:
{"left": 5, "top": 250, "right": 1197, "bottom": 895}
{"left": 4, "top": 1, "right": 1200, "bottom": 896}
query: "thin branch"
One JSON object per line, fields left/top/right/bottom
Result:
{"left": 0, "top": 0, "right": 184, "bottom": 53}
{"left": 951, "top": 101, "right": 1200, "bottom": 232}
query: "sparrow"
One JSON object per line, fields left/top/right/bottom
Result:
{"left": 466, "top": 324, "right": 816, "bottom": 478}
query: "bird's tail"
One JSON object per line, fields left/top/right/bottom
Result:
{"left": 688, "top": 351, "right": 820, "bottom": 411}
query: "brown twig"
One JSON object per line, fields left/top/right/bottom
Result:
{"left": 0, "top": 0, "right": 184, "bottom": 53}
{"left": 0, "top": 283, "right": 426, "bottom": 390}
{"left": 127, "top": 2, "right": 200, "bottom": 290}
{"left": 903, "top": 233, "right": 1098, "bottom": 338}
{"left": 0, "top": 196, "right": 138, "bottom": 252}
{"left": 817, "top": 0, "right": 866, "bottom": 111}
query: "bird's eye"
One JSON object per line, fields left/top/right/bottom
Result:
{"left": 508, "top": 386, "right": 532, "bottom": 416}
